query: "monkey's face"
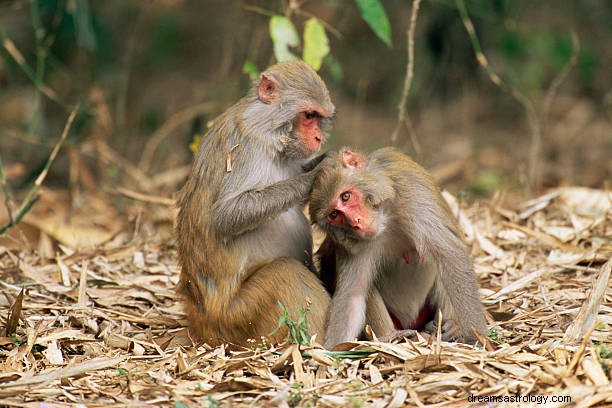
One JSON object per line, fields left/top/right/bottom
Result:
{"left": 310, "top": 149, "right": 395, "bottom": 246}
{"left": 292, "top": 108, "right": 329, "bottom": 156}
{"left": 325, "top": 187, "right": 379, "bottom": 239}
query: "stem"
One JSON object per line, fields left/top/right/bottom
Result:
{"left": 0, "top": 106, "right": 80, "bottom": 235}
{"left": 391, "top": 0, "right": 421, "bottom": 146}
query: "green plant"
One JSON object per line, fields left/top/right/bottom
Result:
{"left": 245, "top": 0, "right": 391, "bottom": 76}
{"left": 596, "top": 345, "right": 611, "bottom": 377}
{"left": 206, "top": 395, "right": 221, "bottom": 408}
{"left": 489, "top": 328, "right": 508, "bottom": 343}
{"left": 270, "top": 301, "right": 312, "bottom": 346}
{"left": 349, "top": 396, "right": 365, "bottom": 408}
{"left": 288, "top": 382, "right": 304, "bottom": 406}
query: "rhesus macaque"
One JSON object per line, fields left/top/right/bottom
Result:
{"left": 176, "top": 61, "right": 335, "bottom": 346}
{"left": 310, "top": 147, "right": 487, "bottom": 348}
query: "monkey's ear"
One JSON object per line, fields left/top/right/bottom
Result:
{"left": 341, "top": 150, "right": 367, "bottom": 169}
{"left": 258, "top": 74, "right": 280, "bottom": 104}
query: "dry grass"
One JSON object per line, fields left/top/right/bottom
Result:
{"left": 0, "top": 186, "right": 610, "bottom": 407}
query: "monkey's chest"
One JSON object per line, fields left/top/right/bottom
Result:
{"left": 238, "top": 208, "right": 312, "bottom": 266}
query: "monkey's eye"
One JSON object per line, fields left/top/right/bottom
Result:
{"left": 340, "top": 191, "right": 351, "bottom": 202}
{"left": 304, "top": 110, "right": 319, "bottom": 120}
{"left": 329, "top": 210, "right": 340, "bottom": 219}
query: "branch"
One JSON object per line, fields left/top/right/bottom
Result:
{"left": 138, "top": 102, "right": 216, "bottom": 174}
{"left": 455, "top": 0, "right": 542, "bottom": 190}
{"left": 0, "top": 106, "right": 80, "bottom": 235}
{"left": 0, "top": 22, "right": 63, "bottom": 107}
{"left": 391, "top": 0, "right": 421, "bottom": 147}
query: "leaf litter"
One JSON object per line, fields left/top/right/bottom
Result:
{"left": 0, "top": 186, "right": 610, "bottom": 407}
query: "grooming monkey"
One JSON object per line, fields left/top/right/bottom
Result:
{"left": 310, "top": 148, "right": 487, "bottom": 348}
{"left": 176, "top": 61, "right": 335, "bottom": 346}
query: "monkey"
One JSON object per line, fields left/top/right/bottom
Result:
{"left": 176, "top": 61, "right": 335, "bottom": 347}
{"left": 309, "top": 147, "right": 487, "bottom": 348}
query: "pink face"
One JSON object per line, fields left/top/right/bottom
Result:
{"left": 297, "top": 106, "right": 330, "bottom": 155}
{"left": 326, "top": 186, "right": 378, "bottom": 238}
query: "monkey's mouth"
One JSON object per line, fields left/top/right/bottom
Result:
{"left": 327, "top": 212, "right": 375, "bottom": 239}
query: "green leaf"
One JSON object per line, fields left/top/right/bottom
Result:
{"left": 269, "top": 15, "right": 300, "bottom": 62}
{"left": 326, "top": 349, "right": 377, "bottom": 359}
{"left": 302, "top": 18, "right": 330, "bottom": 71}
{"left": 242, "top": 60, "right": 259, "bottom": 81}
{"left": 354, "top": 0, "right": 392, "bottom": 46}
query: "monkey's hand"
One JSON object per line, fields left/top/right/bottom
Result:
{"left": 377, "top": 328, "right": 418, "bottom": 343}
{"left": 213, "top": 171, "right": 318, "bottom": 236}
{"left": 424, "top": 319, "right": 463, "bottom": 342}
{"left": 301, "top": 150, "right": 336, "bottom": 172}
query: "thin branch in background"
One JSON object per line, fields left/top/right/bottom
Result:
{"left": 115, "top": 7, "right": 146, "bottom": 137}
{"left": 391, "top": 0, "right": 421, "bottom": 149}
{"left": 243, "top": 4, "right": 276, "bottom": 18}
{"left": 455, "top": 0, "right": 539, "bottom": 188}
{"left": 294, "top": 8, "right": 342, "bottom": 40}
{"left": 0, "top": 106, "right": 80, "bottom": 235}
{"left": 285, "top": 0, "right": 306, "bottom": 20}
{"left": 0, "top": 21, "right": 64, "bottom": 108}
{"left": 0, "top": 156, "right": 15, "bottom": 226}
{"left": 455, "top": 0, "right": 579, "bottom": 191}
{"left": 137, "top": 102, "right": 217, "bottom": 175}
{"left": 26, "top": 0, "right": 46, "bottom": 136}
{"left": 541, "top": 30, "right": 581, "bottom": 136}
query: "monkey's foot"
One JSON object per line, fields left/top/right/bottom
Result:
{"left": 424, "top": 319, "right": 463, "bottom": 342}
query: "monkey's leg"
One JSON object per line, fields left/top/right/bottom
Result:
{"left": 364, "top": 289, "right": 395, "bottom": 339}
{"left": 227, "top": 257, "right": 330, "bottom": 346}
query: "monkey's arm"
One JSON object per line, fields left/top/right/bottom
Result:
{"left": 408, "top": 208, "right": 487, "bottom": 342}
{"left": 432, "top": 242, "right": 487, "bottom": 342}
{"left": 213, "top": 171, "right": 316, "bottom": 237}
{"left": 324, "top": 253, "right": 377, "bottom": 349}
{"left": 301, "top": 151, "right": 334, "bottom": 172}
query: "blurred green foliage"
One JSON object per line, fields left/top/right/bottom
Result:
{"left": 354, "top": 0, "right": 392, "bottom": 46}
{"left": 0, "top": 0, "right": 609, "bottom": 191}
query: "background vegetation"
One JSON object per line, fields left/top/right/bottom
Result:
{"left": 1, "top": 0, "right": 610, "bottom": 210}
{"left": 0, "top": 2, "right": 610, "bottom": 406}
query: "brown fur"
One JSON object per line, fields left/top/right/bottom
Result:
{"left": 176, "top": 61, "right": 334, "bottom": 347}
{"left": 310, "top": 147, "right": 487, "bottom": 347}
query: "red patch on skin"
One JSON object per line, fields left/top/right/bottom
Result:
{"left": 388, "top": 309, "right": 403, "bottom": 330}
{"left": 402, "top": 251, "right": 410, "bottom": 264}
{"left": 387, "top": 301, "right": 434, "bottom": 331}
{"left": 298, "top": 111, "right": 323, "bottom": 154}
{"left": 326, "top": 188, "right": 377, "bottom": 237}
{"left": 408, "top": 301, "right": 434, "bottom": 330}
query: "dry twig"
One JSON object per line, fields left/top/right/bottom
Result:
{"left": 391, "top": 0, "right": 421, "bottom": 152}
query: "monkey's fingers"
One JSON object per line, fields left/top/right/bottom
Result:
{"left": 301, "top": 150, "right": 335, "bottom": 172}
{"left": 424, "top": 320, "right": 463, "bottom": 342}
{"left": 378, "top": 329, "right": 418, "bottom": 343}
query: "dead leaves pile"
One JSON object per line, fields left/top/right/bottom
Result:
{"left": 0, "top": 186, "right": 610, "bottom": 407}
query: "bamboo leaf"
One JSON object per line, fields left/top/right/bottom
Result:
{"left": 302, "top": 18, "right": 329, "bottom": 71}
{"left": 355, "top": 0, "right": 392, "bottom": 46}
